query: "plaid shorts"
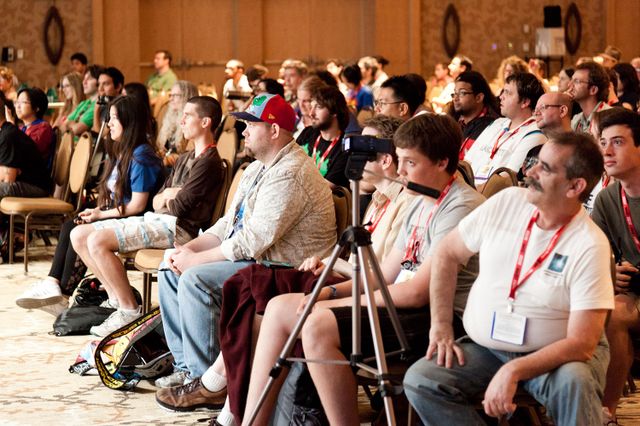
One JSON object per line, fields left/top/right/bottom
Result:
{"left": 92, "top": 212, "right": 177, "bottom": 253}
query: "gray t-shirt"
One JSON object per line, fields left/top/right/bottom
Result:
{"left": 393, "top": 177, "right": 485, "bottom": 315}
{"left": 592, "top": 181, "right": 640, "bottom": 265}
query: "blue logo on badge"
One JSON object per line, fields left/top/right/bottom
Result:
{"left": 548, "top": 253, "right": 568, "bottom": 273}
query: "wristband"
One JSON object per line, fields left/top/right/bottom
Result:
{"left": 327, "top": 285, "right": 337, "bottom": 299}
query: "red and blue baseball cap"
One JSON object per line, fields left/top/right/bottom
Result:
{"left": 230, "top": 94, "right": 296, "bottom": 132}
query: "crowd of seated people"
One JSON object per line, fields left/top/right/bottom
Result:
{"left": 6, "top": 45, "right": 640, "bottom": 426}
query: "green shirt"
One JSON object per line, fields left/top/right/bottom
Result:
{"left": 146, "top": 69, "right": 178, "bottom": 97}
{"left": 67, "top": 98, "right": 96, "bottom": 129}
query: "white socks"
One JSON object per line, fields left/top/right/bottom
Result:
{"left": 201, "top": 367, "right": 227, "bottom": 392}
{"left": 216, "top": 397, "right": 236, "bottom": 426}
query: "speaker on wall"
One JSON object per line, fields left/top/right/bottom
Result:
{"left": 544, "top": 6, "right": 562, "bottom": 28}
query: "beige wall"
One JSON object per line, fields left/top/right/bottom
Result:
{"left": 0, "top": 0, "right": 92, "bottom": 90}
{"left": 421, "top": 0, "right": 608, "bottom": 80}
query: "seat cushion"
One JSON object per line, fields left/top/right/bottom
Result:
{"left": 0, "top": 197, "right": 74, "bottom": 214}
{"left": 134, "top": 249, "right": 165, "bottom": 272}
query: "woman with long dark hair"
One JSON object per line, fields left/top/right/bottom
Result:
{"left": 15, "top": 96, "right": 163, "bottom": 319}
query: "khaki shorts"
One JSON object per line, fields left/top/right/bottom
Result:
{"left": 92, "top": 212, "right": 177, "bottom": 253}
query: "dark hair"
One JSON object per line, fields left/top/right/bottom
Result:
{"left": 505, "top": 72, "right": 545, "bottom": 111}
{"left": 86, "top": 64, "right": 104, "bottom": 81}
{"left": 374, "top": 55, "right": 390, "bottom": 68}
{"left": 456, "top": 71, "right": 500, "bottom": 115}
{"left": 393, "top": 113, "right": 461, "bottom": 175}
{"left": 98, "top": 96, "right": 155, "bottom": 211}
{"left": 576, "top": 61, "right": 610, "bottom": 102}
{"left": 70, "top": 52, "right": 88, "bottom": 65}
{"left": 310, "top": 70, "right": 338, "bottom": 87}
{"left": 187, "top": 96, "right": 223, "bottom": 134}
{"left": 0, "top": 91, "right": 15, "bottom": 121}
{"left": 550, "top": 132, "right": 604, "bottom": 202}
{"left": 455, "top": 55, "right": 473, "bottom": 71}
{"left": 561, "top": 67, "right": 575, "bottom": 79}
{"left": 246, "top": 65, "right": 268, "bottom": 82}
{"left": 613, "top": 63, "right": 640, "bottom": 97}
{"left": 363, "top": 115, "right": 403, "bottom": 165}
{"left": 404, "top": 73, "right": 427, "bottom": 104}
{"left": 99, "top": 66, "right": 125, "bottom": 90}
{"left": 156, "top": 50, "right": 172, "bottom": 65}
{"left": 17, "top": 87, "right": 48, "bottom": 119}
{"left": 380, "top": 75, "right": 422, "bottom": 115}
{"left": 598, "top": 107, "right": 640, "bottom": 147}
{"left": 314, "top": 85, "right": 350, "bottom": 132}
{"left": 607, "top": 69, "right": 618, "bottom": 93}
{"left": 124, "top": 82, "right": 156, "bottom": 142}
{"left": 259, "top": 78, "right": 285, "bottom": 98}
{"left": 341, "top": 64, "right": 363, "bottom": 86}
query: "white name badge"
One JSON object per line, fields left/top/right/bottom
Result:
{"left": 476, "top": 164, "right": 493, "bottom": 181}
{"left": 491, "top": 310, "right": 527, "bottom": 345}
{"left": 394, "top": 268, "right": 416, "bottom": 284}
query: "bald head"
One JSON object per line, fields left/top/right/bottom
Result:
{"left": 533, "top": 92, "right": 573, "bottom": 134}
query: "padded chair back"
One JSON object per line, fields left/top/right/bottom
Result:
{"left": 68, "top": 133, "right": 93, "bottom": 205}
{"left": 53, "top": 132, "right": 74, "bottom": 187}
{"left": 222, "top": 114, "right": 237, "bottom": 132}
{"left": 456, "top": 160, "right": 475, "bottom": 189}
{"left": 224, "top": 162, "right": 250, "bottom": 213}
{"left": 210, "top": 159, "right": 232, "bottom": 225}
{"left": 332, "top": 186, "right": 351, "bottom": 239}
{"left": 481, "top": 167, "right": 518, "bottom": 198}
{"left": 217, "top": 129, "right": 238, "bottom": 166}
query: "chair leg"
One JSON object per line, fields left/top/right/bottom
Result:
{"left": 142, "top": 272, "right": 151, "bottom": 314}
{"left": 8, "top": 214, "right": 14, "bottom": 264}
{"left": 23, "top": 214, "right": 30, "bottom": 273}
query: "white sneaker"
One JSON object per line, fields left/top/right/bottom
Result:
{"left": 99, "top": 298, "right": 120, "bottom": 309}
{"left": 155, "top": 370, "right": 190, "bottom": 388}
{"left": 89, "top": 308, "right": 141, "bottom": 337}
{"left": 16, "top": 280, "right": 63, "bottom": 309}
{"left": 39, "top": 297, "right": 69, "bottom": 317}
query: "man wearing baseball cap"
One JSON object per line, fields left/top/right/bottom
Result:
{"left": 155, "top": 93, "right": 337, "bottom": 389}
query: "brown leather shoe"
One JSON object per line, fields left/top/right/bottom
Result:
{"left": 155, "top": 378, "right": 226, "bottom": 412}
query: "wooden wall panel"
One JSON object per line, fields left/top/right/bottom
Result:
{"left": 309, "top": 0, "right": 365, "bottom": 65}
{"left": 606, "top": 0, "right": 640, "bottom": 61}
{"left": 262, "top": 1, "right": 312, "bottom": 67}
{"left": 99, "top": 0, "right": 140, "bottom": 82}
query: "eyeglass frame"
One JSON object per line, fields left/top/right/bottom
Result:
{"left": 452, "top": 90, "right": 475, "bottom": 98}
{"left": 533, "top": 104, "right": 563, "bottom": 114}
{"left": 374, "top": 99, "right": 403, "bottom": 108}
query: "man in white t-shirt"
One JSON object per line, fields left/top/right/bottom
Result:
{"left": 464, "top": 72, "right": 547, "bottom": 188}
{"left": 404, "top": 132, "right": 614, "bottom": 426}
{"left": 222, "top": 59, "right": 251, "bottom": 112}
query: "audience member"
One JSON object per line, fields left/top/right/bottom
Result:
{"left": 569, "top": 61, "right": 611, "bottom": 136}
{"left": 0, "top": 91, "right": 51, "bottom": 200}
{"left": 591, "top": 108, "right": 640, "bottom": 425}
{"left": 92, "top": 66, "right": 125, "bottom": 133}
{"left": 0, "top": 66, "right": 17, "bottom": 101}
{"left": 297, "top": 85, "right": 350, "bottom": 188}
{"left": 596, "top": 45, "right": 622, "bottom": 69}
{"left": 245, "top": 64, "right": 268, "bottom": 92}
{"left": 294, "top": 76, "right": 326, "bottom": 137}
{"left": 613, "top": 63, "right": 640, "bottom": 112}
{"left": 404, "top": 132, "right": 612, "bottom": 426}
{"left": 452, "top": 71, "right": 500, "bottom": 159}
{"left": 375, "top": 75, "right": 422, "bottom": 121}
{"left": 58, "top": 65, "right": 101, "bottom": 136}
{"left": 72, "top": 97, "right": 224, "bottom": 337}
{"left": 123, "top": 82, "right": 157, "bottom": 145}
{"left": 464, "top": 72, "right": 546, "bottom": 187}
{"left": 325, "top": 58, "right": 348, "bottom": 95}
{"left": 427, "top": 62, "right": 453, "bottom": 102}
{"left": 223, "top": 59, "right": 251, "bottom": 112}
{"left": 404, "top": 73, "right": 430, "bottom": 115}
{"left": 244, "top": 113, "right": 484, "bottom": 425}
{"left": 358, "top": 56, "right": 389, "bottom": 91}
{"left": 340, "top": 63, "right": 374, "bottom": 112}
{"left": 14, "top": 87, "right": 54, "bottom": 162}
{"left": 631, "top": 57, "right": 640, "bottom": 81}
{"left": 432, "top": 54, "right": 472, "bottom": 111}
{"left": 492, "top": 55, "right": 529, "bottom": 95}
{"left": 154, "top": 94, "right": 336, "bottom": 388}
{"left": 557, "top": 67, "right": 574, "bottom": 94}
{"left": 533, "top": 92, "right": 573, "bottom": 136}
{"left": 156, "top": 80, "right": 199, "bottom": 167}
{"left": 53, "top": 73, "right": 85, "bottom": 129}
{"left": 70, "top": 52, "right": 88, "bottom": 77}
{"left": 281, "top": 59, "right": 308, "bottom": 108}
{"left": 255, "top": 78, "right": 284, "bottom": 98}
{"left": 146, "top": 50, "right": 178, "bottom": 100}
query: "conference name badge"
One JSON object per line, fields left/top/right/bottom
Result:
{"left": 491, "top": 310, "right": 527, "bottom": 346}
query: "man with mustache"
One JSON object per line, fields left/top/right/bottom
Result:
{"left": 404, "top": 132, "right": 614, "bottom": 426}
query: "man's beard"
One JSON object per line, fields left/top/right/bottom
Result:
{"left": 313, "top": 116, "right": 333, "bottom": 131}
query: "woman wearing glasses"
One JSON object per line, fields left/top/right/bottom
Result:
{"left": 156, "top": 80, "right": 198, "bottom": 168}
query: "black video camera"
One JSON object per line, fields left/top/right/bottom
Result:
{"left": 342, "top": 134, "right": 394, "bottom": 160}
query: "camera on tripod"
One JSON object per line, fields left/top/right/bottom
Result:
{"left": 343, "top": 134, "right": 394, "bottom": 180}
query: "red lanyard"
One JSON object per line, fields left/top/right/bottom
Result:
{"left": 602, "top": 174, "right": 611, "bottom": 189}
{"left": 490, "top": 118, "right": 535, "bottom": 159}
{"left": 509, "top": 210, "right": 572, "bottom": 301}
{"left": 365, "top": 199, "right": 390, "bottom": 234}
{"left": 402, "top": 177, "right": 455, "bottom": 262}
{"left": 621, "top": 186, "right": 640, "bottom": 253}
{"left": 197, "top": 143, "right": 216, "bottom": 157}
{"left": 312, "top": 135, "right": 340, "bottom": 170}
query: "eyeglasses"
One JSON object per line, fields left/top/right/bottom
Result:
{"left": 14, "top": 100, "right": 31, "bottom": 105}
{"left": 452, "top": 90, "right": 474, "bottom": 98}
{"left": 534, "top": 104, "right": 562, "bottom": 114}
{"left": 570, "top": 78, "right": 590, "bottom": 86}
{"left": 374, "top": 100, "right": 402, "bottom": 108}
{"left": 168, "top": 93, "right": 183, "bottom": 99}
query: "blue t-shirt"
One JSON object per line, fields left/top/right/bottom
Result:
{"left": 107, "top": 144, "right": 163, "bottom": 209}
{"left": 355, "top": 86, "right": 374, "bottom": 111}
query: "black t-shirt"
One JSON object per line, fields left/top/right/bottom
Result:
{"left": 0, "top": 121, "right": 52, "bottom": 190}
{"left": 296, "top": 126, "right": 350, "bottom": 188}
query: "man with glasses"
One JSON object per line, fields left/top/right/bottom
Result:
{"left": 533, "top": 92, "right": 572, "bottom": 136}
{"left": 374, "top": 75, "right": 422, "bottom": 121}
{"left": 464, "top": 72, "right": 546, "bottom": 187}
{"left": 452, "top": 71, "right": 500, "bottom": 159}
{"left": 568, "top": 61, "right": 611, "bottom": 137}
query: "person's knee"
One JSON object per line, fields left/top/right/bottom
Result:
{"left": 86, "top": 231, "right": 110, "bottom": 257}
{"left": 69, "top": 225, "right": 90, "bottom": 251}
{"left": 553, "top": 362, "right": 599, "bottom": 396}
{"left": 301, "top": 310, "right": 338, "bottom": 352}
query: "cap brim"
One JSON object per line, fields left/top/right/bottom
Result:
{"left": 229, "top": 111, "right": 263, "bottom": 122}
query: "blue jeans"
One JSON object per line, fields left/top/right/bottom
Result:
{"left": 403, "top": 336, "right": 609, "bottom": 426}
{"left": 158, "top": 260, "right": 254, "bottom": 378}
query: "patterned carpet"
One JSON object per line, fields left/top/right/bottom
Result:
{"left": 3, "top": 243, "right": 640, "bottom": 425}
